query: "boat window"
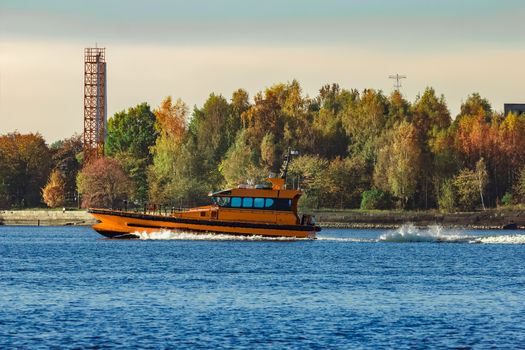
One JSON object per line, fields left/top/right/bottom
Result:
{"left": 231, "top": 197, "right": 242, "bottom": 207}
{"left": 242, "top": 197, "right": 253, "bottom": 208}
{"left": 265, "top": 198, "right": 275, "bottom": 209}
{"left": 216, "top": 197, "right": 231, "bottom": 207}
{"left": 276, "top": 198, "right": 292, "bottom": 211}
{"left": 254, "top": 198, "right": 265, "bottom": 208}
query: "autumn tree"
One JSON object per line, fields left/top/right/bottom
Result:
{"left": 50, "top": 134, "right": 83, "bottom": 201}
{"left": 452, "top": 158, "right": 488, "bottom": 211}
{"left": 374, "top": 121, "right": 421, "bottom": 208}
{"left": 148, "top": 97, "right": 208, "bottom": 205}
{"left": 516, "top": 165, "right": 525, "bottom": 203}
{"left": 77, "top": 157, "right": 132, "bottom": 208}
{"left": 0, "top": 133, "right": 52, "bottom": 208}
{"left": 325, "top": 156, "right": 368, "bottom": 208}
{"left": 42, "top": 169, "right": 65, "bottom": 208}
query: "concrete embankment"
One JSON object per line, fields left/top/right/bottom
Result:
{"left": 315, "top": 210, "right": 525, "bottom": 229}
{"left": 0, "top": 210, "right": 96, "bottom": 226}
{"left": 0, "top": 209, "right": 523, "bottom": 229}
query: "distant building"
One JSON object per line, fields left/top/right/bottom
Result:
{"left": 504, "top": 103, "right": 525, "bottom": 116}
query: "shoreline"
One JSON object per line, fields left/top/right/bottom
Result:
{"left": 314, "top": 209, "right": 524, "bottom": 230}
{"left": 0, "top": 209, "right": 523, "bottom": 230}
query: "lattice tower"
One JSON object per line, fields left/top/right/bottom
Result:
{"left": 83, "top": 47, "right": 107, "bottom": 163}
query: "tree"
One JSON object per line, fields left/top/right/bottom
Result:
{"left": 386, "top": 90, "right": 411, "bottom": 128}
{"left": 475, "top": 158, "right": 488, "bottom": 210}
{"left": 219, "top": 130, "right": 266, "bottom": 188}
{"left": 148, "top": 99, "right": 208, "bottom": 205}
{"left": 459, "top": 93, "right": 492, "bottom": 120}
{"left": 452, "top": 159, "right": 488, "bottom": 211}
{"left": 341, "top": 89, "right": 387, "bottom": 163}
{"left": 410, "top": 88, "right": 451, "bottom": 208}
{"left": 374, "top": 121, "right": 421, "bottom": 208}
{"left": 410, "top": 87, "right": 451, "bottom": 136}
{"left": 77, "top": 157, "right": 132, "bottom": 208}
{"left": 325, "top": 156, "right": 368, "bottom": 208}
{"left": 515, "top": 165, "right": 525, "bottom": 203}
{"left": 42, "top": 169, "right": 65, "bottom": 208}
{"left": 438, "top": 179, "right": 456, "bottom": 213}
{"left": 105, "top": 103, "right": 158, "bottom": 202}
{"left": 0, "top": 132, "right": 52, "bottom": 208}
{"left": 311, "top": 84, "right": 351, "bottom": 158}
{"left": 50, "top": 134, "right": 83, "bottom": 201}
{"left": 360, "top": 189, "right": 392, "bottom": 210}
{"left": 288, "top": 155, "right": 329, "bottom": 209}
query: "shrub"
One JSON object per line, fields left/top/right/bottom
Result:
{"left": 501, "top": 192, "right": 513, "bottom": 206}
{"left": 438, "top": 179, "right": 456, "bottom": 212}
{"left": 360, "top": 189, "right": 392, "bottom": 210}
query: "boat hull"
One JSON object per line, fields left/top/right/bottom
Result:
{"left": 89, "top": 208, "right": 319, "bottom": 239}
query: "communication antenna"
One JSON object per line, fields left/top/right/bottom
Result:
{"left": 388, "top": 74, "right": 407, "bottom": 91}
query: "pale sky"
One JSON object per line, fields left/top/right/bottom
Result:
{"left": 1, "top": 0, "right": 524, "bottom": 143}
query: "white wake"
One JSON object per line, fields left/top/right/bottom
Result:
{"left": 378, "top": 224, "right": 469, "bottom": 243}
{"left": 131, "top": 225, "right": 525, "bottom": 245}
{"left": 131, "top": 230, "right": 307, "bottom": 241}
{"left": 320, "top": 224, "right": 525, "bottom": 245}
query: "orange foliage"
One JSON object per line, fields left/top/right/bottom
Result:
{"left": 154, "top": 96, "right": 187, "bottom": 142}
{"left": 42, "top": 169, "right": 65, "bottom": 208}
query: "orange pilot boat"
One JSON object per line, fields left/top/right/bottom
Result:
{"left": 88, "top": 152, "right": 321, "bottom": 239}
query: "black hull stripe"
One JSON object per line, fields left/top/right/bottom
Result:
{"left": 88, "top": 208, "right": 321, "bottom": 232}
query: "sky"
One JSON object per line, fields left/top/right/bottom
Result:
{"left": 1, "top": 0, "right": 524, "bottom": 143}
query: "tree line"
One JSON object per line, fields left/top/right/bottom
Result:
{"left": 1, "top": 81, "right": 525, "bottom": 211}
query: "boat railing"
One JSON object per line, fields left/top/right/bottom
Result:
{"left": 112, "top": 201, "right": 194, "bottom": 216}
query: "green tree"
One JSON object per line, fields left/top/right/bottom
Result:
{"left": 148, "top": 98, "right": 208, "bottom": 205}
{"left": 311, "top": 84, "right": 351, "bottom": 158}
{"left": 219, "top": 130, "right": 266, "bottom": 188}
{"left": 458, "top": 93, "right": 492, "bottom": 120}
{"left": 438, "top": 179, "right": 456, "bottom": 213}
{"left": 106, "top": 103, "right": 158, "bottom": 202}
{"left": 360, "top": 189, "right": 392, "bottom": 210}
{"left": 342, "top": 89, "right": 387, "bottom": 163}
{"left": 288, "top": 155, "right": 329, "bottom": 209}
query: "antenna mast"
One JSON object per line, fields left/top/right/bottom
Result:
{"left": 388, "top": 74, "right": 407, "bottom": 91}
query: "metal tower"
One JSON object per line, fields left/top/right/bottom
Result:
{"left": 83, "top": 47, "right": 107, "bottom": 162}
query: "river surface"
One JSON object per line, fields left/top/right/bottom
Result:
{"left": 1, "top": 225, "right": 524, "bottom": 349}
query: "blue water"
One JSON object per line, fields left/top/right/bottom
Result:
{"left": 1, "top": 226, "right": 524, "bottom": 349}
